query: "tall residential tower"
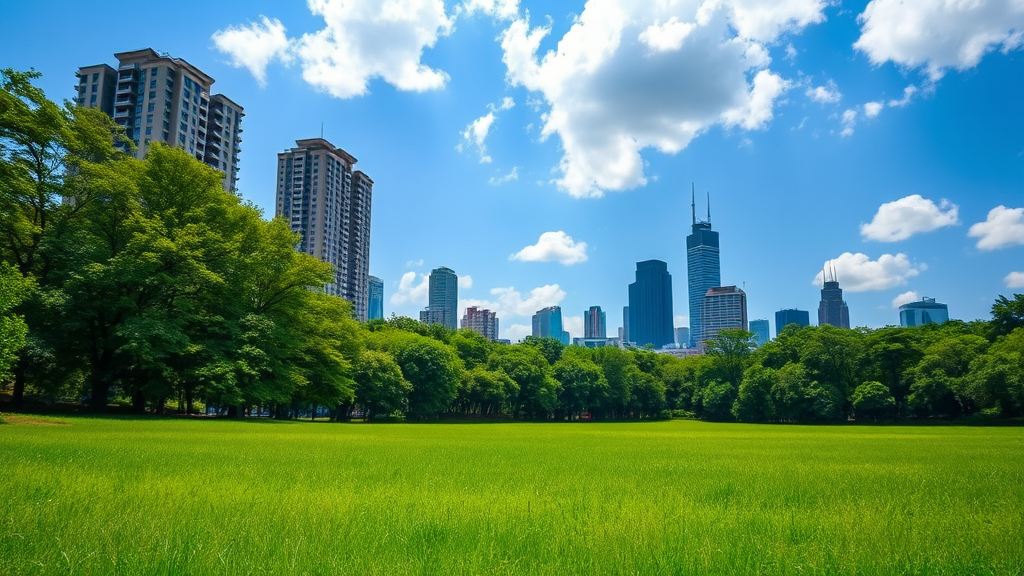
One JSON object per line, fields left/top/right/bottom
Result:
{"left": 584, "top": 306, "right": 607, "bottom": 338}
{"left": 686, "top": 187, "right": 721, "bottom": 347}
{"left": 276, "top": 138, "right": 373, "bottom": 320}
{"left": 420, "top": 266, "right": 458, "bottom": 330}
{"left": 628, "top": 260, "right": 675, "bottom": 349}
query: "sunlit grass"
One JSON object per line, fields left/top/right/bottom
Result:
{"left": 1, "top": 415, "right": 1021, "bottom": 575}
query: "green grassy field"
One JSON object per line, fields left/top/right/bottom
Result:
{"left": 1, "top": 416, "right": 1021, "bottom": 576}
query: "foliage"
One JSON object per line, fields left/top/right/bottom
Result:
{"left": 851, "top": 381, "right": 896, "bottom": 421}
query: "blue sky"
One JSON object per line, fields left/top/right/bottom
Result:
{"left": 3, "top": 0, "right": 1023, "bottom": 341}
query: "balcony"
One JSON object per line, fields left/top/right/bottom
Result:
{"left": 113, "top": 109, "right": 131, "bottom": 118}
{"left": 115, "top": 84, "right": 136, "bottom": 95}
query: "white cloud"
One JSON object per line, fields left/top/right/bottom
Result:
{"left": 840, "top": 108, "right": 857, "bottom": 137}
{"left": 214, "top": 0, "right": 454, "bottom": 98}
{"left": 806, "top": 80, "right": 842, "bottom": 104}
{"left": 1006, "top": 271, "right": 1024, "bottom": 289}
{"left": 812, "top": 252, "right": 927, "bottom": 292}
{"left": 211, "top": 16, "right": 292, "bottom": 87}
{"left": 864, "top": 101, "right": 883, "bottom": 118}
{"left": 458, "top": 275, "right": 473, "bottom": 289}
{"left": 390, "top": 272, "right": 429, "bottom": 306}
{"left": 860, "top": 194, "right": 960, "bottom": 242}
{"left": 459, "top": 98, "right": 515, "bottom": 163}
{"left": 674, "top": 314, "right": 690, "bottom": 328}
{"left": 503, "top": 323, "right": 532, "bottom": 342}
{"left": 510, "top": 231, "right": 589, "bottom": 265}
{"left": 459, "top": 0, "right": 519, "bottom": 20}
{"left": 488, "top": 166, "right": 520, "bottom": 185}
{"left": 968, "top": 206, "right": 1024, "bottom": 250}
{"left": 563, "top": 316, "right": 584, "bottom": 339}
{"left": 887, "top": 85, "right": 917, "bottom": 107}
{"left": 854, "top": 0, "right": 1024, "bottom": 81}
{"left": 498, "top": 1, "right": 824, "bottom": 198}
{"left": 405, "top": 258, "right": 424, "bottom": 268}
{"left": 462, "top": 284, "right": 566, "bottom": 319}
{"left": 892, "top": 290, "right": 920, "bottom": 308}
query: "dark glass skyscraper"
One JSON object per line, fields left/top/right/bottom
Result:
{"left": 584, "top": 306, "right": 606, "bottom": 338}
{"left": 818, "top": 262, "right": 850, "bottom": 329}
{"left": 686, "top": 189, "right": 720, "bottom": 347}
{"left": 628, "top": 260, "right": 674, "bottom": 349}
{"left": 775, "top": 309, "right": 810, "bottom": 336}
{"left": 367, "top": 275, "right": 384, "bottom": 320}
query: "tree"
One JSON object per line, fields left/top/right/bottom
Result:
{"left": 991, "top": 294, "right": 1024, "bottom": 338}
{"left": 592, "top": 346, "right": 634, "bottom": 417}
{"left": 0, "top": 263, "right": 31, "bottom": 377}
{"left": 521, "top": 336, "right": 564, "bottom": 365}
{"left": 851, "top": 381, "right": 895, "bottom": 421}
{"left": 380, "top": 332, "right": 462, "bottom": 419}
{"left": 705, "top": 329, "right": 755, "bottom": 387}
{"left": 488, "top": 344, "right": 558, "bottom": 419}
{"left": 353, "top": 350, "right": 411, "bottom": 420}
{"left": 552, "top": 355, "right": 606, "bottom": 419}
{"left": 700, "top": 381, "right": 736, "bottom": 421}
{"left": 733, "top": 364, "right": 777, "bottom": 422}
{"left": 449, "top": 329, "right": 492, "bottom": 370}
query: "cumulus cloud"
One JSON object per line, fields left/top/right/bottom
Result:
{"left": 968, "top": 206, "right": 1024, "bottom": 250}
{"left": 459, "top": 0, "right": 519, "bottom": 20}
{"left": 806, "top": 80, "right": 842, "bottom": 104}
{"left": 458, "top": 97, "right": 515, "bottom": 163}
{"left": 887, "top": 85, "right": 918, "bottom": 107}
{"left": 563, "top": 316, "right": 584, "bottom": 339}
{"left": 405, "top": 258, "right": 424, "bottom": 268}
{"left": 390, "top": 271, "right": 429, "bottom": 305}
{"left": 488, "top": 166, "right": 519, "bottom": 186}
{"left": 213, "top": 0, "right": 454, "bottom": 98}
{"left": 510, "top": 231, "right": 589, "bottom": 265}
{"left": 854, "top": 0, "right": 1024, "bottom": 81}
{"left": 674, "top": 314, "right": 690, "bottom": 328}
{"left": 462, "top": 284, "right": 566, "bottom": 319}
{"left": 840, "top": 108, "right": 857, "bottom": 137}
{"left": 458, "top": 275, "right": 473, "bottom": 289}
{"left": 498, "top": 0, "right": 824, "bottom": 198}
{"left": 860, "top": 195, "right": 960, "bottom": 242}
{"left": 1006, "top": 271, "right": 1024, "bottom": 289}
{"left": 211, "top": 16, "right": 292, "bottom": 86}
{"left": 812, "top": 252, "right": 926, "bottom": 292}
{"left": 864, "top": 101, "right": 883, "bottom": 118}
{"left": 892, "top": 290, "right": 920, "bottom": 308}
{"left": 503, "top": 323, "right": 532, "bottom": 342}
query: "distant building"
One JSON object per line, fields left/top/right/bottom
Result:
{"left": 622, "top": 306, "right": 630, "bottom": 344}
{"left": 628, "top": 260, "right": 675, "bottom": 349}
{"left": 687, "top": 187, "right": 721, "bottom": 347}
{"left": 77, "top": 48, "right": 244, "bottom": 192}
{"left": 700, "top": 286, "right": 747, "bottom": 347}
{"left": 572, "top": 337, "right": 621, "bottom": 348}
{"left": 420, "top": 266, "right": 458, "bottom": 330}
{"left": 899, "top": 297, "right": 949, "bottom": 327}
{"left": 462, "top": 306, "right": 499, "bottom": 341}
{"left": 277, "top": 138, "right": 373, "bottom": 320}
{"left": 818, "top": 261, "right": 851, "bottom": 329}
{"left": 532, "top": 306, "right": 569, "bottom": 345}
{"left": 367, "top": 276, "right": 384, "bottom": 320}
{"left": 749, "top": 319, "right": 770, "bottom": 347}
{"left": 675, "top": 327, "right": 690, "bottom": 348}
{"left": 775, "top": 308, "right": 810, "bottom": 337}
{"left": 584, "top": 306, "right": 607, "bottom": 338}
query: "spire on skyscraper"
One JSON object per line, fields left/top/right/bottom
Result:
{"left": 691, "top": 182, "right": 696, "bottom": 225}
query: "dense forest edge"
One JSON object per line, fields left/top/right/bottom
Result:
{"left": 1, "top": 68, "right": 1022, "bottom": 424}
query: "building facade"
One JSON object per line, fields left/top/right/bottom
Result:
{"left": 462, "top": 306, "right": 499, "bottom": 341}
{"left": 899, "top": 297, "right": 949, "bottom": 327}
{"left": 749, "top": 319, "right": 770, "bottom": 347}
{"left": 367, "top": 276, "right": 384, "bottom": 321}
{"left": 622, "top": 306, "right": 630, "bottom": 344}
{"left": 818, "top": 262, "right": 851, "bottom": 329}
{"left": 532, "top": 306, "right": 569, "bottom": 345}
{"left": 686, "top": 190, "right": 721, "bottom": 347}
{"left": 675, "top": 327, "right": 690, "bottom": 348}
{"left": 628, "top": 260, "right": 675, "bottom": 349}
{"left": 276, "top": 138, "right": 373, "bottom": 320}
{"left": 700, "top": 286, "right": 748, "bottom": 347}
{"left": 421, "top": 266, "right": 458, "bottom": 330}
{"left": 572, "top": 337, "right": 621, "bottom": 348}
{"left": 76, "top": 48, "right": 243, "bottom": 192}
{"left": 584, "top": 306, "right": 606, "bottom": 338}
{"left": 775, "top": 308, "right": 810, "bottom": 336}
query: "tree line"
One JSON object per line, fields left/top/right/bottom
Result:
{"left": 2, "top": 69, "right": 1022, "bottom": 423}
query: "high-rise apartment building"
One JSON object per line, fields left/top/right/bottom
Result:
{"left": 899, "top": 297, "right": 948, "bottom": 327}
{"left": 76, "top": 48, "right": 243, "bottom": 192}
{"left": 686, "top": 189, "right": 721, "bottom": 347}
{"left": 421, "top": 266, "right": 458, "bottom": 330}
{"left": 276, "top": 138, "right": 373, "bottom": 320}
{"left": 749, "top": 319, "right": 770, "bottom": 347}
{"left": 461, "top": 306, "right": 499, "bottom": 341}
{"left": 367, "top": 276, "right": 384, "bottom": 321}
{"left": 584, "top": 306, "right": 606, "bottom": 338}
{"left": 701, "top": 286, "right": 748, "bottom": 347}
{"left": 675, "top": 327, "right": 690, "bottom": 348}
{"left": 533, "top": 306, "right": 569, "bottom": 345}
{"left": 628, "top": 260, "right": 675, "bottom": 349}
{"left": 775, "top": 309, "right": 810, "bottom": 336}
{"left": 818, "top": 262, "right": 850, "bottom": 329}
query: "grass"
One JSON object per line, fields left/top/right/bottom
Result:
{"left": 1, "top": 416, "right": 1022, "bottom": 575}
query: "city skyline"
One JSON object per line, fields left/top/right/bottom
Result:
{"left": 6, "top": 1, "right": 1021, "bottom": 342}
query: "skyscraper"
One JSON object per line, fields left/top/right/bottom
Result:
{"left": 899, "top": 297, "right": 949, "bottom": 327}
{"left": 533, "top": 306, "right": 569, "bottom": 345}
{"left": 700, "top": 286, "right": 747, "bottom": 347}
{"left": 421, "top": 266, "right": 458, "bottom": 330}
{"left": 686, "top": 187, "right": 721, "bottom": 347}
{"left": 818, "top": 262, "right": 851, "bottom": 329}
{"left": 276, "top": 138, "right": 373, "bottom": 320}
{"left": 76, "top": 48, "right": 243, "bottom": 192}
{"left": 462, "top": 306, "right": 499, "bottom": 341}
{"left": 775, "top": 309, "right": 810, "bottom": 336}
{"left": 749, "top": 319, "right": 770, "bottom": 347}
{"left": 675, "top": 327, "right": 690, "bottom": 348}
{"left": 367, "top": 276, "right": 384, "bottom": 321}
{"left": 584, "top": 306, "right": 606, "bottom": 338}
{"left": 628, "top": 260, "right": 675, "bottom": 349}
{"left": 622, "top": 306, "right": 630, "bottom": 343}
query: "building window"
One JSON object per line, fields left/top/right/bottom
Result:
{"left": 148, "top": 103, "right": 155, "bottom": 112}
{"left": 146, "top": 114, "right": 153, "bottom": 124}
{"left": 151, "top": 67, "right": 158, "bottom": 76}
{"left": 135, "top": 105, "right": 142, "bottom": 114}
{"left": 149, "top": 91, "right": 156, "bottom": 99}
{"left": 92, "top": 73, "right": 98, "bottom": 81}
{"left": 89, "top": 95, "right": 96, "bottom": 104}
{"left": 145, "top": 127, "right": 152, "bottom": 135}
{"left": 91, "top": 84, "right": 97, "bottom": 93}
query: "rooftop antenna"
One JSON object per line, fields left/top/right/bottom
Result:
{"left": 707, "top": 191, "right": 711, "bottom": 223}
{"left": 691, "top": 183, "right": 696, "bottom": 225}
{"left": 320, "top": 122, "right": 324, "bottom": 139}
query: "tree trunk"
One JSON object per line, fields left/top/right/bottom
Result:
{"left": 11, "top": 363, "right": 27, "bottom": 411}
{"left": 132, "top": 390, "right": 146, "bottom": 414}
{"left": 88, "top": 375, "right": 109, "bottom": 411}
{"left": 185, "top": 388, "right": 194, "bottom": 415}
{"left": 227, "top": 404, "right": 239, "bottom": 419}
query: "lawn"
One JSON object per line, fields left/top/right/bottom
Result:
{"left": 0, "top": 416, "right": 1021, "bottom": 575}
